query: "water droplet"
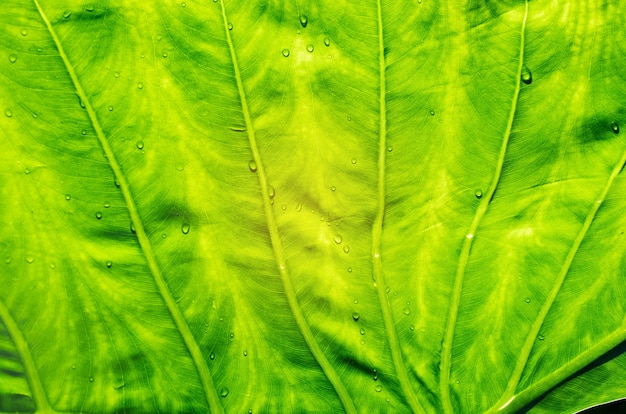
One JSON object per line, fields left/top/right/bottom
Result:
{"left": 71, "top": 364, "right": 76, "bottom": 369}
{"left": 299, "top": 14, "right": 308, "bottom": 27}
{"left": 410, "top": 325, "right": 415, "bottom": 331}
{"left": 375, "top": 384, "right": 382, "bottom": 392}
{"left": 343, "top": 245, "right": 350, "bottom": 253}
{"left": 162, "top": 233, "right": 167, "bottom": 238}
{"left": 136, "top": 141, "right": 144, "bottom": 150}
{"left": 373, "top": 369, "right": 378, "bottom": 380}
{"left": 115, "top": 179, "right": 121, "bottom": 188}
{"left": 26, "top": 256, "right": 34, "bottom": 264}
{"left": 32, "top": 113, "right": 38, "bottom": 118}
{"left": 63, "top": 10, "right": 72, "bottom": 18}
{"left": 354, "top": 299, "right": 358, "bottom": 304}
{"left": 248, "top": 160, "right": 257, "bottom": 172}
{"left": 268, "top": 186, "right": 275, "bottom": 199}
{"left": 387, "top": 146, "right": 393, "bottom": 152}
{"left": 306, "top": 44, "right": 314, "bottom": 53}
{"left": 229, "top": 332, "right": 234, "bottom": 341}
{"left": 95, "top": 211, "right": 102, "bottom": 220}
{"left": 108, "top": 105, "right": 113, "bottom": 111}
{"left": 403, "top": 308, "right": 411, "bottom": 315}
{"left": 162, "top": 52, "right": 168, "bottom": 58}
{"left": 466, "top": 233, "right": 474, "bottom": 239}
{"left": 538, "top": 334, "right": 545, "bottom": 341}
{"left": 49, "top": 263, "right": 56, "bottom": 269}
{"left": 89, "top": 377, "right": 94, "bottom": 382}
{"left": 210, "top": 352, "right": 215, "bottom": 360}
{"left": 282, "top": 48, "right": 290, "bottom": 57}
{"left": 521, "top": 65, "right": 532, "bottom": 85}
{"left": 104, "top": 202, "right": 110, "bottom": 208}
{"left": 106, "top": 261, "right": 112, "bottom": 268}
{"left": 85, "top": 5, "right": 95, "bottom": 12}
{"left": 243, "top": 350, "right": 248, "bottom": 356}
{"left": 360, "top": 328, "right": 366, "bottom": 335}
{"left": 334, "top": 234, "right": 342, "bottom": 244}
{"left": 220, "top": 387, "right": 229, "bottom": 397}
{"left": 130, "top": 223, "right": 136, "bottom": 233}
{"left": 347, "top": 267, "right": 352, "bottom": 273}
{"left": 5, "top": 109, "right": 13, "bottom": 117}
{"left": 81, "top": 129, "right": 87, "bottom": 135}
{"left": 352, "top": 312, "right": 360, "bottom": 321}
{"left": 181, "top": 2, "right": 186, "bottom": 7}
{"left": 330, "top": 185, "right": 336, "bottom": 191}
{"left": 137, "top": 82, "right": 144, "bottom": 89}
{"left": 113, "top": 71, "right": 120, "bottom": 78}
{"left": 351, "top": 158, "right": 357, "bottom": 164}
{"left": 524, "top": 297, "right": 531, "bottom": 303}
{"left": 611, "top": 122, "right": 619, "bottom": 134}
{"left": 181, "top": 223, "right": 190, "bottom": 234}
{"left": 429, "top": 109, "right": 435, "bottom": 116}
{"left": 65, "top": 194, "right": 71, "bottom": 201}
{"left": 281, "top": 204, "right": 287, "bottom": 211}
{"left": 456, "top": 379, "right": 460, "bottom": 384}
{"left": 228, "top": 23, "right": 233, "bottom": 30}
{"left": 20, "top": 29, "right": 28, "bottom": 36}
{"left": 474, "top": 189, "right": 483, "bottom": 199}
{"left": 322, "top": 37, "right": 330, "bottom": 48}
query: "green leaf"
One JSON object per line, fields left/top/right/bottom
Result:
{"left": 1, "top": 0, "right": 625, "bottom": 413}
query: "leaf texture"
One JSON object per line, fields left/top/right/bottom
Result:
{"left": 0, "top": 0, "right": 625, "bottom": 413}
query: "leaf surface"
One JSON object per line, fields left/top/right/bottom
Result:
{"left": 1, "top": 0, "right": 625, "bottom": 413}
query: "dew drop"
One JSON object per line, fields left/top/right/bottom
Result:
{"left": 104, "top": 202, "right": 110, "bottom": 208}
{"left": 429, "top": 109, "right": 435, "bottom": 116}
{"left": 71, "top": 364, "right": 76, "bottom": 369}
{"left": 243, "top": 350, "right": 248, "bottom": 356}
{"left": 373, "top": 369, "right": 378, "bottom": 381}
{"left": 343, "top": 245, "right": 350, "bottom": 253}
{"left": 229, "top": 332, "right": 234, "bottom": 341}
{"left": 49, "top": 263, "right": 56, "bottom": 269}
{"left": 306, "top": 44, "right": 314, "bottom": 53}
{"left": 228, "top": 23, "right": 233, "bottom": 30}
{"left": 521, "top": 65, "right": 532, "bottom": 85}
{"left": 538, "top": 334, "right": 545, "bottom": 341}
{"left": 181, "top": 2, "right": 186, "bottom": 7}
{"left": 466, "top": 233, "right": 474, "bottom": 239}
{"left": 81, "top": 129, "right": 87, "bottom": 135}
{"left": 95, "top": 211, "right": 102, "bottom": 220}
{"left": 524, "top": 297, "right": 531, "bottom": 303}
{"left": 347, "top": 267, "right": 352, "bottom": 273}
{"left": 137, "top": 82, "right": 144, "bottom": 89}
{"left": 85, "top": 5, "right": 95, "bottom": 12}
{"left": 299, "top": 14, "right": 308, "bottom": 27}
{"left": 62, "top": 10, "right": 72, "bottom": 18}
{"left": 210, "top": 352, "right": 215, "bottom": 360}
{"left": 360, "top": 328, "right": 366, "bottom": 335}
{"left": 89, "top": 377, "right": 94, "bottom": 382}
{"left": 387, "top": 146, "right": 393, "bottom": 152}
{"left": 352, "top": 312, "right": 360, "bottom": 321}
{"left": 281, "top": 204, "right": 286, "bottom": 211}
{"left": 282, "top": 48, "right": 290, "bottom": 57}
{"left": 136, "top": 141, "right": 144, "bottom": 150}
{"left": 130, "top": 223, "right": 136, "bottom": 233}
{"left": 351, "top": 158, "right": 357, "bottom": 164}
{"left": 113, "top": 71, "right": 120, "bottom": 78}
{"left": 65, "top": 194, "right": 71, "bottom": 201}
{"left": 20, "top": 29, "right": 28, "bottom": 36}
{"left": 248, "top": 160, "right": 257, "bottom": 172}
{"left": 108, "top": 105, "right": 113, "bottom": 111}
{"left": 181, "top": 223, "right": 190, "bottom": 234}
{"left": 324, "top": 37, "right": 330, "bottom": 47}
{"left": 268, "top": 186, "right": 275, "bottom": 199}
{"left": 334, "top": 234, "right": 342, "bottom": 244}
{"left": 26, "top": 256, "right": 34, "bottom": 264}
{"left": 611, "top": 122, "right": 619, "bottom": 134}
{"left": 330, "top": 185, "right": 336, "bottom": 192}
{"left": 162, "top": 52, "right": 168, "bottom": 58}
{"left": 5, "top": 109, "right": 13, "bottom": 117}
{"left": 474, "top": 189, "right": 483, "bottom": 199}
{"left": 410, "top": 325, "right": 415, "bottom": 331}
{"left": 375, "top": 384, "right": 382, "bottom": 392}
{"left": 220, "top": 387, "right": 229, "bottom": 397}
{"left": 456, "top": 380, "right": 461, "bottom": 384}
{"left": 403, "top": 308, "right": 411, "bottom": 315}
{"left": 106, "top": 261, "right": 112, "bottom": 268}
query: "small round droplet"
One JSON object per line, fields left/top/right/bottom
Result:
{"left": 63, "top": 10, "right": 72, "bottom": 18}
{"left": 85, "top": 5, "right": 95, "bottom": 12}
{"left": 229, "top": 332, "right": 234, "bottom": 341}
{"left": 108, "top": 105, "right": 113, "bottom": 112}
{"left": 375, "top": 385, "right": 382, "bottom": 392}
{"left": 248, "top": 160, "right": 257, "bottom": 172}
{"left": 220, "top": 387, "right": 229, "bottom": 397}
{"left": 137, "top": 82, "right": 144, "bottom": 89}
{"left": 403, "top": 308, "right": 411, "bottom": 315}
{"left": 113, "top": 71, "right": 120, "bottom": 78}
{"left": 410, "top": 325, "right": 415, "bottom": 331}
{"left": 538, "top": 334, "right": 545, "bottom": 341}
{"left": 330, "top": 185, "right": 336, "bottom": 192}
{"left": 306, "top": 44, "right": 314, "bottom": 53}
{"left": 65, "top": 194, "right": 71, "bottom": 201}
{"left": 324, "top": 37, "right": 330, "bottom": 47}
{"left": 352, "top": 312, "right": 360, "bottom": 321}
{"left": 71, "top": 364, "right": 76, "bottom": 369}
{"left": 360, "top": 328, "right": 366, "bottom": 335}
{"left": 130, "top": 224, "right": 136, "bottom": 233}
{"left": 26, "top": 256, "right": 35, "bottom": 264}
{"left": 347, "top": 267, "right": 352, "bottom": 273}
{"left": 343, "top": 245, "right": 350, "bottom": 253}
{"left": 181, "top": 2, "right": 186, "bottom": 7}
{"left": 524, "top": 297, "right": 531, "bottom": 303}
{"left": 81, "top": 129, "right": 87, "bottom": 135}
{"left": 299, "top": 14, "right": 308, "bottom": 27}
{"left": 243, "top": 350, "right": 248, "bottom": 356}
{"left": 429, "top": 109, "right": 435, "bottom": 116}
{"left": 136, "top": 141, "right": 144, "bottom": 149}
{"left": 268, "top": 186, "right": 275, "bottom": 199}
{"left": 474, "top": 189, "right": 482, "bottom": 199}
{"left": 281, "top": 204, "right": 286, "bottom": 211}
{"left": 373, "top": 369, "right": 378, "bottom": 380}
{"left": 89, "top": 377, "right": 94, "bottom": 382}
{"left": 162, "top": 53, "right": 168, "bottom": 58}
{"left": 351, "top": 158, "right": 357, "bottom": 164}
{"left": 95, "top": 211, "right": 102, "bottom": 220}
{"left": 387, "top": 146, "right": 393, "bottom": 152}
{"left": 106, "top": 261, "right": 112, "bottom": 268}
{"left": 333, "top": 235, "right": 343, "bottom": 244}
{"left": 181, "top": 223, "right": 190, "bottom": 234}
{"left": 20, "top": 29, "right": 28, "bottom": 36}
{"left": 210, "top": 352, "right": 215, "bottom": 360}
{"left": 611, "top": 122, "right": 619, "bottom": 134}
{"left": 5, "top": 109, "right": 13, "bottom": 117}
{"left": 282, "top": 48, "right": 290, "bottom": 57}
{"left": 228, "top": 23, "right": 233, "bottom": 30}
{"left": 104, "top": 202, "right": 110, "bottom": 208}
{"left": 521, "top": 65, "right": 532, "bottom": 85}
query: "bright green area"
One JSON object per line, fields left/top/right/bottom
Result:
{"left": 1, "top": 0, "right": 625, "bottom": 412}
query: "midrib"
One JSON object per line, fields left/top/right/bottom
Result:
{"left": 32, "top": 1, "right": 222, "bottom": 412}
{"left": 371, "top": 1, "right": 424, "bottom": 413}
{"left": 439, "top": 1, "right": 529, "bottom": 412}
{"left": 218, "top": 2, "right": 357, "bottom": 413}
